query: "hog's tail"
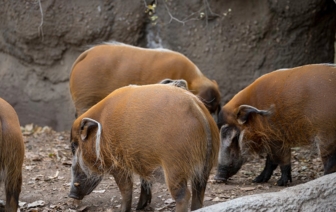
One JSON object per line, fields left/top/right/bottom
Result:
{"left": 192, "top": 102, "right": 220, "bottom": 186}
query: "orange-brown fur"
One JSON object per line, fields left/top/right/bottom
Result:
{"left": 0, "top": 98, "right": 25, "bottom": 212}
{"left": 69, "top": 42, "right": 221, "bottom": 116}
{"left": 224, "top": 64, "right": 336, "bottom": 157}
{"left": 70, "top": 84, "right": 219, "bottom": 212}
{"left": 216, "top": 64, "right": 336, "bottom": 185}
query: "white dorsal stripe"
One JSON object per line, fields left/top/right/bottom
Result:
{"left": 82, "top": 117, "right": 102, "bottom": 161}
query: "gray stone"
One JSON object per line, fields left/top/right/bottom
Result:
{"left": 197, "top": 173, "right": 336, "bottom": 212}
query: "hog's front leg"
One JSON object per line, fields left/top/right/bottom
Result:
{"left": 136, "top": 178, "right": 152, "bottom": 210}
{"left": 112, "top": 170, "right": 133, "bottom": 212}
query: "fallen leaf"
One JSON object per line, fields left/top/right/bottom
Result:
{"left": 240, "top": 187, "right": 256, "bottom": 191}
{"left": 25, "top": 166, "right": 35, "bottom": 171}
{"left": 204, "top": 196, "right": 212, "bottom": 201}
{"left": 27, "top": 200, "right": 45, "bottom": 208}
{"left": 93, "top": 190, "right": 106, "bottom": 194}
{"left": 77, "top": 205, "right": 89, "bottom": 211}
{"left": 19, "top": 201, "right": 26, "bottom": 207}
{"left": 164, "top": 198, "right": 175, "bottom": 204}
{"left": 48, "top": 170, "right": 59, "bottom": 180}
{"left": 212, "top": 197, "right": 223, "bottom": 202}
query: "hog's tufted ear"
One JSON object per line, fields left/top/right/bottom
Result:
{"left": 237, "top": 105, "right": 273, "bottom": 125}
{"left": 79, "top": 118, "right": 100, "bottom": 141}
{"left": 159, "top": 78, "right": 189, "bottom": 90}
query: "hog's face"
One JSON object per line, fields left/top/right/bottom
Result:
{"left": 214, "top": 125, "right": 245, "bottom": 182}
{"left": 68, "top": 118, "right": 104, "bottom": 200}
{"left": 214, "top": 104, "right": 273, "bottom": 182}
{"left": 69, "top": 151, "right": 103, "bottom": 200}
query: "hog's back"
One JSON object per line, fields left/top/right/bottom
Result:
{"left": 70, "top": 44, "right": 202, "bottom": 116}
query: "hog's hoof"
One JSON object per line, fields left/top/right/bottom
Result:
{"left": 213, "top": 175, "right": 228, "bottom": 183}
{"left": 253, "top": 174, "right": 269, "bottom": 183}
{"left": 276, "top": 175, "right": 292, "bottom": 186}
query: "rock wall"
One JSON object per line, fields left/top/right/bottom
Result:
{"left": 0, "top": 0, "right": 335, "bottom": 131}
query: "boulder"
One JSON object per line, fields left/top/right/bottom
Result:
{"left": 197, "top": 173, "right": 336, "bottom": 212}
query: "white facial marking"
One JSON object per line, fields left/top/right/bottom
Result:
{"left": 238, "top": 130, "right": 245, "bottom": 152}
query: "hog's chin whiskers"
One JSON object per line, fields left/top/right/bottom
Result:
{"left": 84, "top": 175, "right": 102, "bottom": 195}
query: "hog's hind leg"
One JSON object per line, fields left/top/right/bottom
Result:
{"left": 277, "top": 164, "right": 292, "bottom": 186}
{"left": 190, "top": 176, "right": 208, "bottom": 211}
{"left": 276, "top": 148, "right": 292, "bottom": 186}
{"left": 165, "top": 170, "right": 190, "bottom": 212}
{"left": 322, "top": 150, "right": 336, "bottom": 174}
{"left": 253, "top": 155, "right": 278, "bottom": 183}
{"left": 5, "top": 172, "right": 22, "bottom": 212}
{"left": 169, "top": 181, "right": 190, "bottom": 212}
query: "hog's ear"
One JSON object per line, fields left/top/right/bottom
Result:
{"left": 80, "top": 118, "right": 100, "bottom": 141}
{"left": 237, "top": 105, "right": 273, "bottom": 125}
{"left": 159, "top": 78, "right": 174, "bottom": 84}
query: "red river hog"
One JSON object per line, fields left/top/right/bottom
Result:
{"left": 68, "top": 84, "right": 220, "bottom": 212}
{"left": 69, "top": 42, "right": 221, "bottom": 117}
{"left": 0, "top": 98, "right": 24, "bottom": 211}
{"left": 214, "top": 64, "right": 336, "bottom": 186}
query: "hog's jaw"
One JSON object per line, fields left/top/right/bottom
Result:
{"left": 69, "top": 152, "right": 103, "bottom": 200}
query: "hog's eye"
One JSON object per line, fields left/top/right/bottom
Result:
{"left": 71, "top": 142, "right": 78, "bottom": 155}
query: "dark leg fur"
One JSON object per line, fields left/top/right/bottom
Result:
{"left": 277, "top": 164, "right": 292, "bottom": 186}
{"left": 191, "top": 179, "right": 207, "bottom": 211}
{"left": 253, "top": 155, "right": 278, "bottom": 183}
{"left": 5, "top": 186, "right": 21, "bottom": 212}
{"left": 5, "top": 190, "right": 20, "bottom": 212}
{"left": 323, "top": 151, "right": 336, "bottom": 174}
{"left": 169, "top": 180, "right": 190, "bottom": 212}
{"left": 136, "top": 178, "right": 152, "bottom": 210}
{"left": 5, "top": 175, "right": 22, "bottom": 212}
{"left": 112, "top": 170, "right": 133, "bottom": 212}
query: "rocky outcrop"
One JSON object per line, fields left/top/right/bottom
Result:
{"left": 197, "top": 173, "right": 336, "bottom": 212}
{"left": 0, "top": 0, "right": 335, "bottom": 130}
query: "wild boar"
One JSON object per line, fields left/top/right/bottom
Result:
{"left": 69, "top": 84, "right": 220, "bottom": 212}
{"left": 215, "top": 64, "right": 336, "bottom": 186}
{"left": 0, "top": 98, "right": 25, "bottom": 211}
{"left": 69, "top": 42, "right": 221, "bottom": 117}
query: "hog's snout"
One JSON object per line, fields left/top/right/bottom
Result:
{"left": 69, "top": 183, "right": 85, "bottom": 200}
{"left": 214, "top": 164, "right": 239, "bottom": 183}
{"left": 68, "top": 192, "right": 84, "bottom": 200}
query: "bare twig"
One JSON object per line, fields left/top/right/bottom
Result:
{"left": 144, "top": 0, "right": 219, "bottom": 25}
{"left": 162, "top": 0, "right": 186, "bottom": 24}
{"left": 203, "top": 0, "right": 220, "bottom": 17}
{"left": 38, "top": 0, "right": 44, "bottom": 41}
{"left": 203, "top": 0, "right": 220, "bottom": 26}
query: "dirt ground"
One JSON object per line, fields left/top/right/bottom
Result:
{"left": 0, "top": 124, "right": 324, "bottom": 212}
